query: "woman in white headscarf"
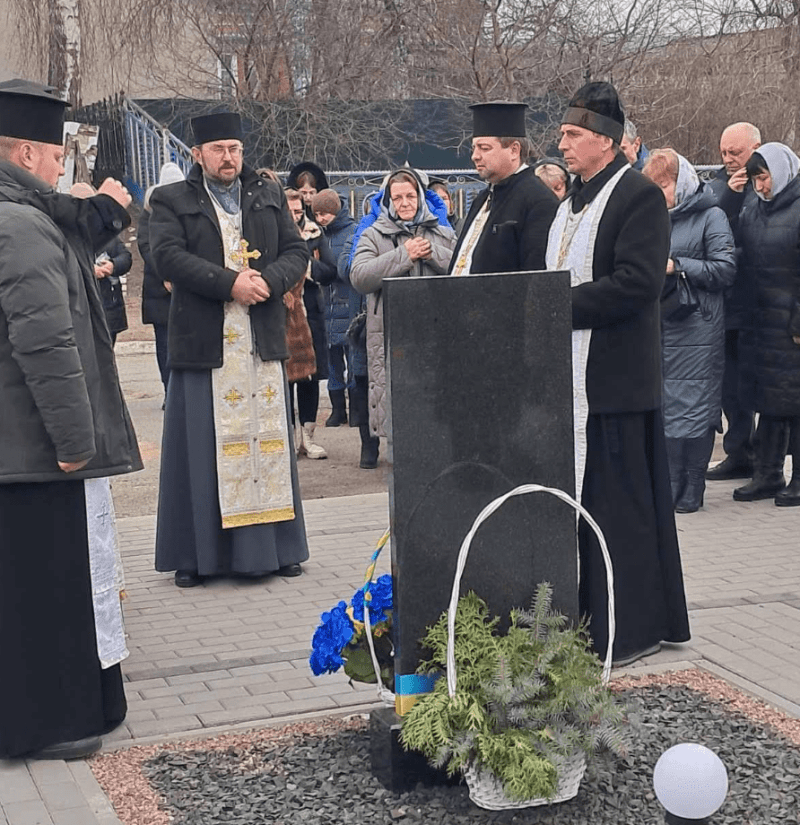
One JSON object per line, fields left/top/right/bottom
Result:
{"left": 733, "top": 142, "right": 800, "bottom": 506}
{"left": 643, "top": 149, "right": 736, "bottom": 512}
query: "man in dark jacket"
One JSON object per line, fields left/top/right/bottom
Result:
{"left": 449, "top": 101, "right": 558, "bottom": 276}
{"left": 149, "top": 112, "right": 310, "bottom": 588}
{"left": 547, "top": 81, "right": 690, "bottom": 667}
{"left": 0, "top": 79, "right": 141, "bottom": 759}
{"left": 707, "top": 121, "right": 762, "bottom": 480}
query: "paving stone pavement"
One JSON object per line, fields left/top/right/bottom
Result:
{"left": 3, "top": 485, "right": 798, "bottom": 823}
{"left": 2, "top": 350, "right": 799, "bottom": 822}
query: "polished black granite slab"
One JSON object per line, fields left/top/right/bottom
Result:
{"left": 384, "top": 270, "right": 577, "bottom": 682}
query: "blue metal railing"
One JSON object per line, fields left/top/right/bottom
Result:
{"left": 123, "top": 99, "right": 192, "bottom": 202}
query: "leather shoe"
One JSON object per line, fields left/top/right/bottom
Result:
{"left": 277, "top": 563, "right": 302, "bottom": 577}
{"left": 175, "top": 570, "right": 202, "bottom": 587}
{"left": 706, "top": 455, "right": 753, "bottom": 480}
{"left": 29, "top": 735, "right": 102, "bottom": 760}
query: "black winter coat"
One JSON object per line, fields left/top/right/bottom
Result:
{"left": 149, "top": 164, "right": 309, "bottom": 369}
{"left": 138, "top": 209, "right": 171, "bottom": 326}
{"left": 448, "top": 166, "right": 558, "bottom": 274}
{"left": 0, "top": 159, "right": 142, "bottom": 482}
{"left": 321, "top": 200, "right": 357, "bottom": 347}
{"left": 97, "top": 236, "right": 130, "bottom": 335}
{"left": 738, "top": 175, "right": 800, "bottom": 415}
{"left": 569, "top": 154, "right": 671, "bottom": 413}
{"left": 298, "top": 217, "right": 329, "bottom": 380}
{"left": 709, "top": 168, "right": 759, "bottom": 330}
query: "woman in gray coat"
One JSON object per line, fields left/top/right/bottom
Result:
{"left": 644, "top": 149, "right": 736, "bottom": 513}
{"left": 350, "top": 169, "right": 456, "bottom": 440}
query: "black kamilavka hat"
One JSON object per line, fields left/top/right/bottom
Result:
{"left": 470, "top": 101, "right": 528, "bottom": 138}
{"left": 0, "top": 79, "right": 69, "bottom": 145}
{"left": 191, "top": 112, "right": 243, "bottom": 146}
{"left": 561, "top": 81, "right": 625, "bottom": 144}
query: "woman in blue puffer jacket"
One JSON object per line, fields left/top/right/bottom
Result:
{"left": 643, "top": 149, "right": 736, "bottom": 513}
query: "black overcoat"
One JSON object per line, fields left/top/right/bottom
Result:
{"left": 569, "top": 154, "right": 671, "bottom": 413}
{"left": 149, "top": 163, "right": 309, "bottom": 369}
{"left": 97, "top": 236, "right": 130, "bottom": 335}
{"left": 709, "top": 169, "right": 759, "bottom": 330}
{"left": 138, "top": 209, "right": 171, "bottom": 326}
{"left": 448, "top": 166, "right": 558, "bottom": 274}
{"left": 564, "top": 155, "right": 689, "bottom": 661}
{"left": 738, "top": 175, "right": 800, "bottom": 416}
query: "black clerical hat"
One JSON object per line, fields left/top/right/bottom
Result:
{"left": 191, "top": 112, "right": 243, "bottom": 146}
{"left": 470, "top": 101, "right": 528, "bottom": 138}
{"left": 0, "top": 79, "right": 69, "bottom": 145}
{"left": 561, "top": 81, "right": 625, "bottom": 143}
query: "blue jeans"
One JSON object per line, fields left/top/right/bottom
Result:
{"left": 326, "top": 343, "right": 351, "bottom": 392}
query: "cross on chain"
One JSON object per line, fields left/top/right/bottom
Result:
{"left": 229, "top": 239, "right": 262, "bottom": 270}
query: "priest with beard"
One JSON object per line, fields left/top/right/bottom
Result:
{"left": 149, "top": 113, "right": 310, "bottom": 588}
{"left": 546, "top": 82, "right": 690, "bottom": 666}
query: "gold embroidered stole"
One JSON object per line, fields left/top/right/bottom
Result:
{"left": 451, "top": 196, "right": 491, "bottom": 276}
{"left": 208, "top": 189, "right": 295, "bottom": 529}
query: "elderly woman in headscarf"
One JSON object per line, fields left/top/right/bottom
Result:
{"left": 643, "top": 149, "right": 736, "bottom": 513}
{"left": 350, "top": 168, "right": 457, "bottom": 444}
{"left": 732, "top": 143, "right": 800, "bottom": 507}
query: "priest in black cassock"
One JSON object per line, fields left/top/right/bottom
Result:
{"left": 546, "top": 81, "right": 691, "bottom": 666}
{"left": 149, "top": 113, "right": 310, "bottom": 588}
{"left": 0, "top": 80, "right": 141, "bottom": 759}
{"left": 449, "top": 101, "right": 558, "bottom": 275}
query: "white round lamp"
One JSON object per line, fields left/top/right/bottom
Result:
{"left": 653, "top": 743, "right": 729, "bottom": 824}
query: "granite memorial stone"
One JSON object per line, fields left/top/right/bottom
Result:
{"left": 383, "top": 270, "right": 577, "bottom": 712}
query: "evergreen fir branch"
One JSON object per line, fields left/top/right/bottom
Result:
{"left": 400, "top": 582, "right": 630, "bottom": 803}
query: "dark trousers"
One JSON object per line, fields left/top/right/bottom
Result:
{"left": 289, "top": 378, "right": 320, "bottom": 425}
{"left": 721, "top": 329, "right": 754, "bottom": 462}
{"left": 153, "top": 322, "right": 170, "bottom": 392}
{"left": 327, "top": 343, "right": 350, "bottom": 392}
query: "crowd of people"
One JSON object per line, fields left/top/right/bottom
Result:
{"left": 2, "top": 72, "right": 798, "bottom": 761}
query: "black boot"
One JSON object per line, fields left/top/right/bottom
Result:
{"left": 675, "top": 432, "right": 714, "bottom": 514}
{"left": 665, "top": 437, "right": 686, "bottom": 507}
{"left": 775, "top": 418, "right": 800, "bottom": 507}
{"left": 733, "top": 416, "right": 788, "bottom": 501}
{"left": 706, "top": 453, "right": 753, "bottom": 480}
{"left": 359, "top": 424, "right": 379, "bottom": 469}
{"left": 325, "top": 389, "right": 348, "bottom": 427}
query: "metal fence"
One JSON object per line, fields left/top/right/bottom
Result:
{"left": 122, "top": 99, "right": 193, "bottom": 202}
{"left": 98, "top": 97, "right": 724, "bottom": 213}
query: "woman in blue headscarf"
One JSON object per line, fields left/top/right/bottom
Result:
{"left": 644, "top": 149, "right": 736, "bottom": 513}
{"left": 733, "top": 142, "right": 800, "bottom": 506}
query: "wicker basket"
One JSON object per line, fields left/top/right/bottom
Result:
{"left": 465, "top": 752, "right": 587, "bottom": 810}
{"left": 446, "top": 484, "right": 615, "bottom": 810}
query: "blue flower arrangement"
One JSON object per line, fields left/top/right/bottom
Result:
{"left": 309, "top": 573, "right": 394, "bottom": 689}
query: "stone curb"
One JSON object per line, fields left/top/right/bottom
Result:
{"left": 98, "top": 702, "right": 384, "bottom": 753}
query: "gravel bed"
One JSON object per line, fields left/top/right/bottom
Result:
{"left": 92, "top": 670, "right": 800, "bottom": 825}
